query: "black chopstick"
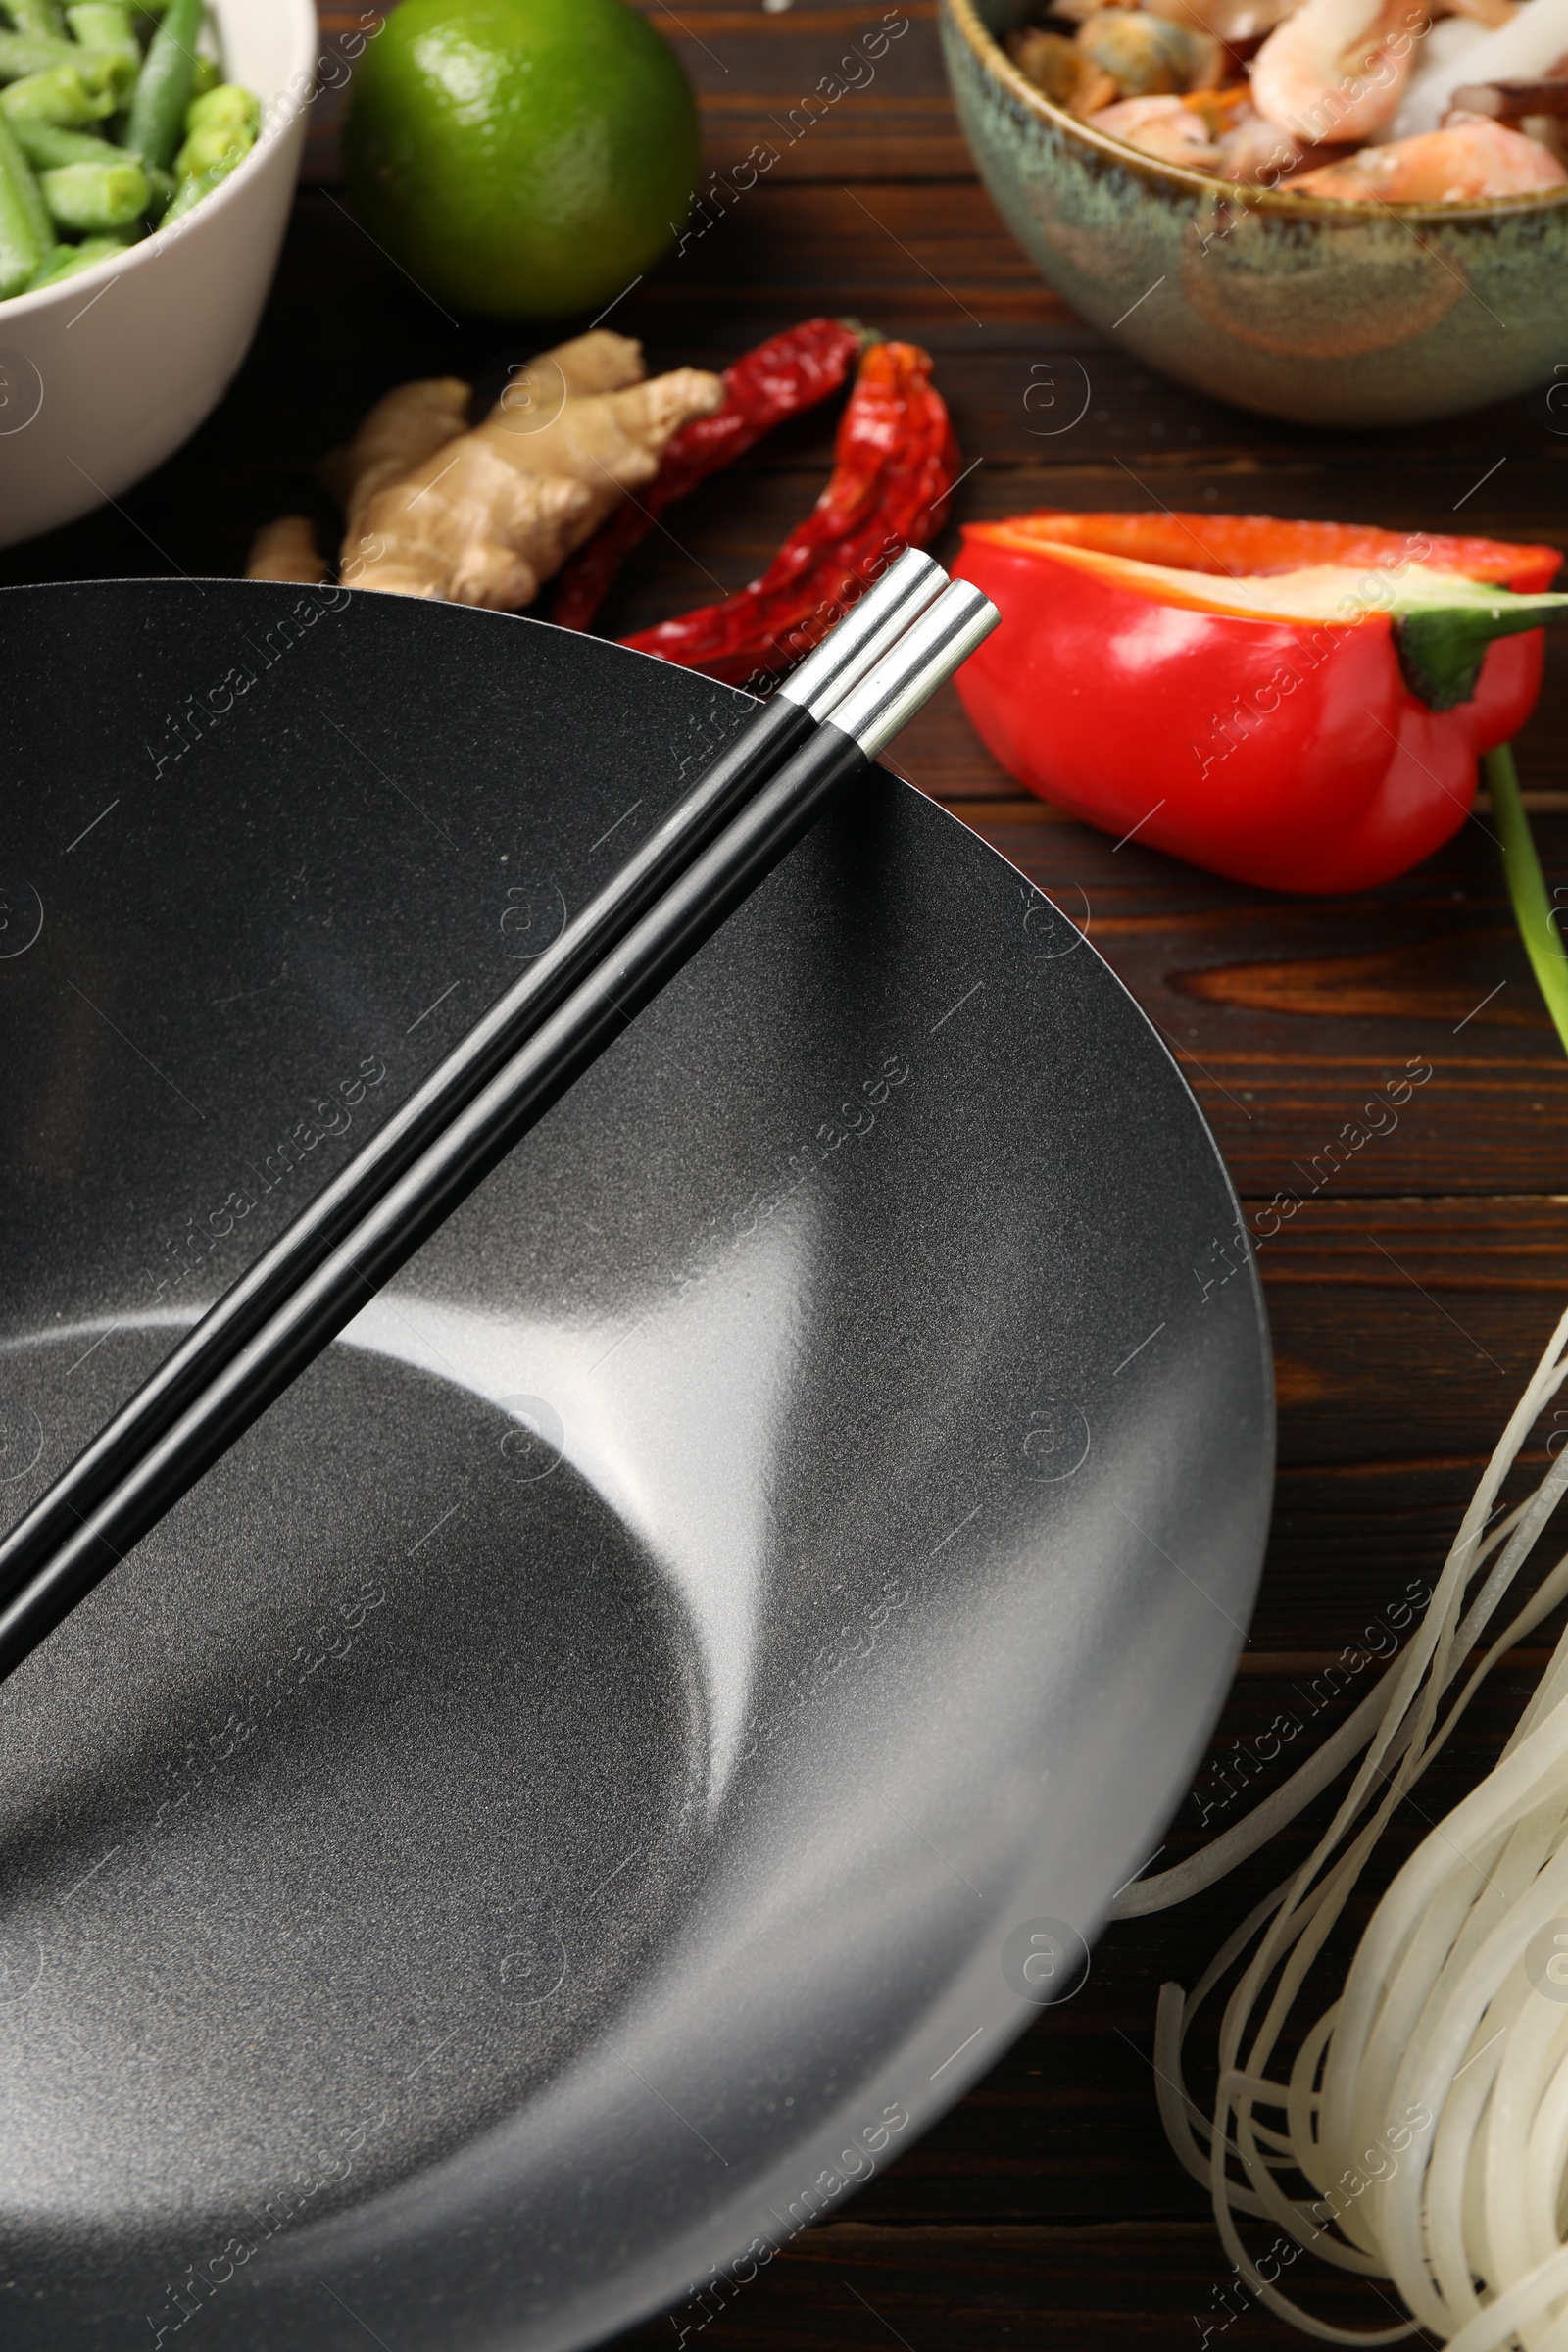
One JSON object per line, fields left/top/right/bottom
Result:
{"left": 0, "top": 575, "right": 998, "bottom": 1680}
{"left": 0, "top": 548, "right": 942, "bottom": 1631}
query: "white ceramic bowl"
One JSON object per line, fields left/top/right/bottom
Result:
{"left": 0, "top": 0, "right": 317, "bottom": 550}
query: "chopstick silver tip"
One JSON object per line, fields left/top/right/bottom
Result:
{"left": 778, "top": 546, "right": 951, "bottom": 722}
{"left": 828, "top": 578, "right": 1001, "bottom": 761}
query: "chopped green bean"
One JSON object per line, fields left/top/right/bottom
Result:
{"left": 10, "top": 109, "right": 128, "bottom": 162}
{"left": 176, "top": 113, "right": 241, "bottom": 174}
{"left": 0, "top": 104, "right": 48, "bottom": 291}
{"left": 65, "top": 1, "right": 137, "bottom": 91}
{"left": 25, "top": 224, "right": 128, "bottom": 282}
{"left": 0, "top": 31, "right": 125, "bottom": 100}
{"left": 40, "top": 149, "right": 144, "bottom": 226}
{"left": 65, "top": 0, "right": 132, "bottom": 46}
{"left": 174, "top": 79, "right": 254, "bottom": 177}
{"left": 0, "top": 60, "right": 113, "bottom": 121}
{"left": 0, "top": 0, "right": 260, "bottom": 299}
{"left": 124, "top": 0, "right": 195, "bottom": 166}
{"left": 0, "top": 27, "right": 78, "bottom": 76}
{"left": 4, "top": 0, "right": 67, "bottom": 39}
{"left": 159, "top": 147, "right": 225, "bottom": 220}
{"left": 86, "top": 39, "right": 128, "bottom": 95}
{"left": 6, "top": 0, "right": 68, "bottom": 40}
{"left": 183, "top": 78, "right": 254, "bottom": 135}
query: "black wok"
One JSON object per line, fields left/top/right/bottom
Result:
{"left": 0, "top": 580, "right": 1271, "bottom": 2350}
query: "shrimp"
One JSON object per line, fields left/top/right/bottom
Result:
{"left": 1215, "top": 105, "right": 1303, "bottom": 174}
{"left": 1250, "top": 0, "right": 1428, "bottom": 143}
{"left": 1289, "top": 103, "right": 1568, "bottom": 187}
{"left": 1143, "top": 0, "right": 1301, "bottom": 39}
{"left": 1087, "top": 92, "right": 1225, "bottom": 161}
{"left": 1076, "top": 8, "right": 1225, "bottom": 94}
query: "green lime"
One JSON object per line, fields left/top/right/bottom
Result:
{"left": 343, "top": 0, "right": 701, "bottom": 320}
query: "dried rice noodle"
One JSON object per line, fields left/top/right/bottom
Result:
{"left": 1122, "top": 1301, "right": 1568, "bottom": 2345}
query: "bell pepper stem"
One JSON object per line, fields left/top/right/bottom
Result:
{"left": 1486, "top": 741, "right": 1568, "bottom": 1059}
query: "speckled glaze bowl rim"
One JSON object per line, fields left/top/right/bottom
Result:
{"left": 943, "top": 0, "right": 1568, "bottom": 225}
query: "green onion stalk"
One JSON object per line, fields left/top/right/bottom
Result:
{"left": 1485, "top": 741, "right": 1568, "bottom": 1058}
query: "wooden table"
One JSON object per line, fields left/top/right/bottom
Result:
{"left": 8, "top": 4, "right": 1566, "bottom": 2341}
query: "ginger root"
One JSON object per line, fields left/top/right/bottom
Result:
{"left": 320, "top": 335, "right": 648, "bottom": 540}
{"left": 325, "top": 377, "right": 472, "bottom": 552}
{"left": 245, "top": 330, "right": 726, "bottom": 612}
{"left": 534, "top": 329, "right": 648, "bottom": 397}
{"left": 338, "top": 331, "right": 725, "bottom": 610}
{"left": 347, "top": 466, "right": 596, "bottom": 608}
{"left": 246, "top": 514, "right": 328, "bottom": 584}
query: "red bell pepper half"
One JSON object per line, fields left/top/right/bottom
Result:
{"left": 952, "top": 510, "right": 1566, "bottom": 895}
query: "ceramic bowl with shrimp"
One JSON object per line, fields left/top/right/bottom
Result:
{"left": 940, "top": 0, "right": 1568, "bottom": 425}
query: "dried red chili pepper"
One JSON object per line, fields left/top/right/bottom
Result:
{"left": 620, "top": 339, "right": 960, "bottom": 687}
{"left": 549, "top": 317, "right": 870, "bottom": 634}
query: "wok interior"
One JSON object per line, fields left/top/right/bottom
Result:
{"left": 0, "top": 583, "right": 1269, "bottom": 2347}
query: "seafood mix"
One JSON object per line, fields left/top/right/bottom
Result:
{"left": 1004, "top": 0, "right": 1568, "bottom": 200}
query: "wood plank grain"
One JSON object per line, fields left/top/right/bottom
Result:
{"left": 1176, "top": 934, "right": 1548, "bottom": 1028}
{"left": 612, "top": 2221, "right": 1408, "bottom": 2347}
{"left": 943, "top": 793, "right": 1568, "bottom": 1193}
{"left": 1247, "top": 1219, "right": 1568, "bottom": 1635}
